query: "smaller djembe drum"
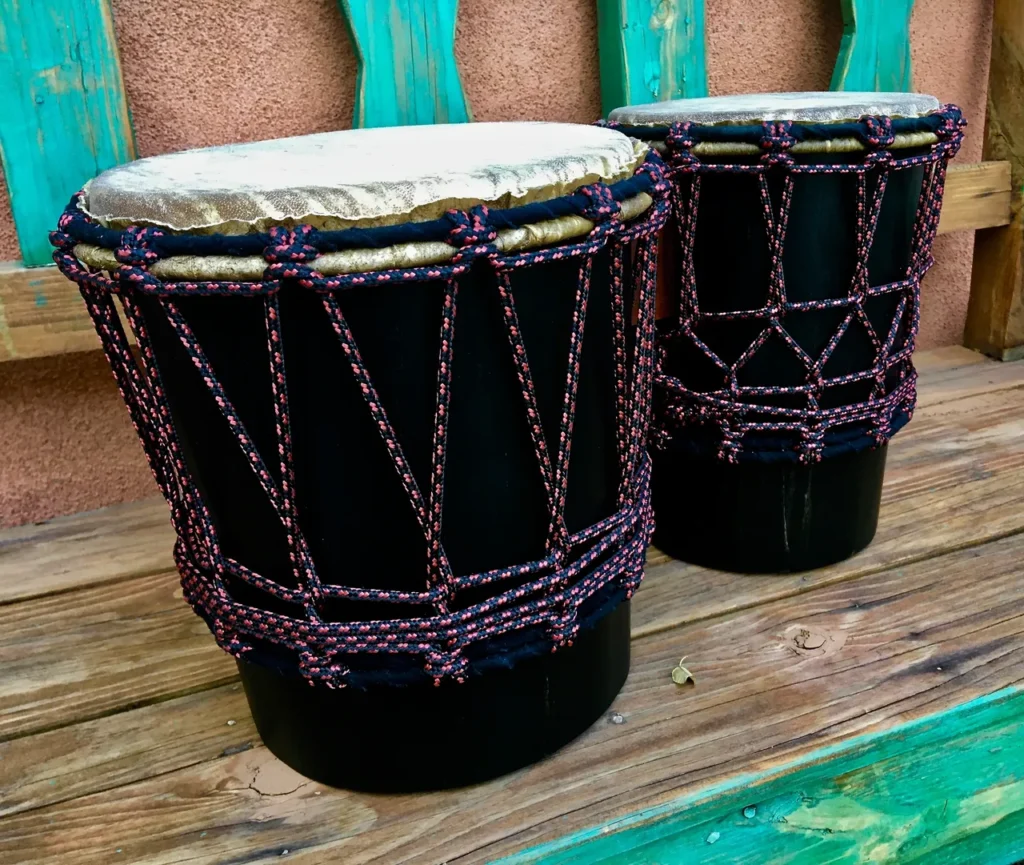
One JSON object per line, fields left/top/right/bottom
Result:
{"left": 607, "top": 93, "right": 964, "bottom": 572}
{"left": 51, "top": 123, "right": 669, "bottom": 790}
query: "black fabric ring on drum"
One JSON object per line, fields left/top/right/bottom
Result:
{"left": 50, "top": 161, "right": 671, "bottom": 689}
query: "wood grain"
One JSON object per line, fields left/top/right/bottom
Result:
{"left": 0, "top": 684, "right": 254, "bottom": 818}
{"left": 595, "top": 0, "right": 708, "bottom": 116}
{"left": 0, "top": 0, "right": 135, "bottom": 266}
{"left": 339, "top": 0, "right": 469, "bottom": 128}
{"left": 964, "top": 0, "right": 1024, "bottom": 360}
{"left": 937, "top": 161, "right": 1013, "bottom": 235}
{"left": 0, "top": 497, "right": 171, "bottom": 605}
{"left": 830, "top": 0, "right": 916, "bottom": 91}
{"left": 0, "top": 263, "right": 130, "bottom": 362}
{"left": 4, "top": 533, "right": 1024, "bottom": 864}
{"left": 0, "top": 571, "right": 235, "bottom": 741}
{"left": 502, "top": 687, "right": 1024, "bottom": 864}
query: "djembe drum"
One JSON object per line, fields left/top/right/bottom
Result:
{"left": 51, "top": 123, "right": 669, "bottom": 790}
{"left": 607, "top": 93, "right": 964, "bottom": 572}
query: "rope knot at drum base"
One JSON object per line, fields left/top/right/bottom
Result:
{"left": 52, "top": 161, "right": 670, "bottom": 688}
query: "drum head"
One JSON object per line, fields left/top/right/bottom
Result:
{"left": 82, "top": 122, "right": 647, "bottom": 233}
{"left": 609, "top": 91, "right": 940, "bottom": 126}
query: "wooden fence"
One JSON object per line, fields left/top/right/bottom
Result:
{"left": 0, "top": 0, "right": 1018, "bottom": 361}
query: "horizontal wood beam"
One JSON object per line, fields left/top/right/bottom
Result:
{"left": 936, "top": 160, "right": 1012, "bottom": 234}
{"left": 964, "top": 0, "right": 1024, "bottom": 362}
{"left": 0, "top": 162, "right": 1010, "bottom": 364}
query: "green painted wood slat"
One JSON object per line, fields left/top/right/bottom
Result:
{"left": 596, "top": 0, "right": 708, "bottom": 117}
{"left": 501, "top": 687, "right": 1024, "bottom": 865}
{"left": 831, "top": 0, "right": 916, "bottom": 91}
{"left": 338, "top": 0, "right": 470, "bottom": 128}
{"left": 0, "top": 0, "right": 136, "bottom": 268}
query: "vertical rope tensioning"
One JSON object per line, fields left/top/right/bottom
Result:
{"left": 49, "top": 161, "right": 671, "bottom": 688}
{"left": 649, "top": 105, "right": 965, "bottom": 464}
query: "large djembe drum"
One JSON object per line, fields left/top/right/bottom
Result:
{"left": 51, "top": 123, "right": 669, "bottom": 790}
{"left": 607, "top": 94, "right": 964, "bottom": 572}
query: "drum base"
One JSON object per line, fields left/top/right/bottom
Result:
{"left": 652, "top": 446, "right": 887, "bottom": 573}
{"left": 237, "top": 600, "right": 631, "bottom": 792}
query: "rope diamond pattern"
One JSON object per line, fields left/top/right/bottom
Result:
{"left": 650, "top": 106, "right": 965, "bottom": 464}
{"left": 51, "top": 168, "right": 670, "bottom": 688}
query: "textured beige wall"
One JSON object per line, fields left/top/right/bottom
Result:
{"left": 0, "top": 0, "right": 994, "bottom": 528}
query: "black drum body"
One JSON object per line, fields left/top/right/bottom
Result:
{"left": 613, "top": 103, "right": 965, "bottom": 572}
{"left": 53, "top": 153, "right": 669, "bottom": 790}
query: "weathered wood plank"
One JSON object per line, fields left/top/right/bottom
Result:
{"left": 964, "top": 0, "right": 1024, "bottom": 361}
{"left": 339, "top": 0, "right": 469, "bottom": 128}
{"left": 830, "top": 0, "right": 916, "bottom": 91}
{"left": 0, "top": 0, "right": 135, "bottom": 267}
{"left": 5, "top": 532, "right": 1024, "bottom": 864}
{"left": 596, "top": 0, "right": 708, "bottom": 117}
{"left": 938, "top": 161, "right": 1013, "bottom": 235}
{"left": 0, "top": 497, "right": 169, "bottom": 605}
{"left": 0, "top": 684, "right": 254, "bottom": 819}
{"left": 0, "top": 262, "right": 122, "bottom": 362}
{"left": 502, "top": 687, "right": 1024, "bottom": 865}
{"left": 0, "top": 571, "right": 235, "bottom": 741}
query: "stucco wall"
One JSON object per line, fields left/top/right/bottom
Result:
{"left": 0, "top": 0, "right": 993, "bottom": 528}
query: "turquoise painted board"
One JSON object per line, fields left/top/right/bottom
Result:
{"left": 339, "top": 0, "right": 469, "bottom": 128}
{"left": 0, "top": 0, "right": 136, "bottom": 267}
{"left": 499, "top": 687, "right": 1024, "bottom": 865}
{"left": 596, "top": 0, "right": 708, "bottom": 117}
{"left": 831, "top": 0, "right": 916, "bottom": 91}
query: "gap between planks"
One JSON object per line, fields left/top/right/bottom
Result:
{"left": 3, "top": 532, "right": 1024, "bottom": 863}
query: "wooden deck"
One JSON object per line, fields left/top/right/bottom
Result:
{"left": 2, "top": 345, "right": 1024, "bottom": 864}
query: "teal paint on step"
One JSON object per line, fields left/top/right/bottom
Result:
{"left": 0, "top": 0, "right": 136, "bottom": 267}
{"left": 831, "top": 0, "right": 916, "bottom": 91}
{"left": 596, "top": 0, "right": 708, "bottom": 118}
{"left": 339, "top": 0, "right": 469, "bottom": 128}
{"left": 499, "top": 686, "right": 1024, "bottom": 865}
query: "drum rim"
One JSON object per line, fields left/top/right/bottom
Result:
{"left": 57, "top": 156, "right": 666, "bottom": 281}
{"left": 608, "top": 91, "right": 941, "bottom": 125}
{"left": 604, "top": 105, "right": 957, "bottom": 156}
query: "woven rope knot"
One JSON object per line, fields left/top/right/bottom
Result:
{"left": 446, "top": 205, "right": 498, "bottom": 247}
{"left": 935, "top": 104, "right": 967, "bottom": 157}
{"left": 759, "top": 121, "right": 797, "bottom": 167}
{"left": 799, "top": 426, "right": 826, "bottom": 464}
{"left": 863, "top": 115, "right": 895, "bottom": 149}
{"left": 115, "top": 226, "right": 165, "bottom": 267}
{"left": 50, "top": 200, "right": 85, "bottom": 253}
{"left": 666, "top": 121, "right": 696, "bottom": 152}
{"left": 580, "top": 182, "right": 621, "bottom": 222}
{"left": 665, "top": 122, "right": 700, "bottom": 168}
{"left": 299, "top": 649, "right": 350, "bottom": 689}
{"left": 425, "top": 646, "right": 468, "bottom": 686}
{"left": 263, "top": 225, "right": 319, "bottom": 264}
{"left": 636, "top": 155, "right": 671, "bottom": 193}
